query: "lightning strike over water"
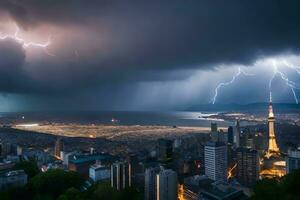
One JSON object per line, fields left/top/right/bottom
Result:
{"left": 0, "top": 25, "right": 54, "bottom": 56}
{"left": 211, "top": 67, "right": 253, "bottom": 104}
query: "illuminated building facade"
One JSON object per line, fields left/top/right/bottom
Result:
{"left": 265, "top": 102, "right": 280, "bottom": 158}
{"left": 260, "top": 102, "right": 286, "bottom": 178}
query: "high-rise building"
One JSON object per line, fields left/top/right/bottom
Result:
{"left": 111, "top": 161, "right": 131, "bottom": 190}
{"left": 144, "top": 167, "right": 160, "bottom": 200}
{"left": 0, "top": 142, "right": 12, "bottom": 157}
{"left": 228, "top": 126, "right": 234, "bottom": 144}
{"left": 253, "top": 132, "right": 265, "bottom": 151}
{"left": 157, "top": 139, "right": 173, "bottom": 162}
{"left": 156, "top": 169, "right": 178, "bottom": 200}
{"left": 204, "top": 142, "right": 227, "bottom": 182}
{"left": 236, "top": 148, "right": 259, "bottom": 186}
{"left": 211, "top": 123, "right": 219, "bottom": 142}
{"left": 286, "top": 148, "right": 300, "bottom": 174}
{"left": 89, "top": 162, "right": 111, "bottom": 182}
{"left": 211, "top": 123, "right": 218, "bottom": 133}
{"left": 54, "top": 138, "right": 64, "bottom": 159}
{"left": 234, "top": 120, "right": 241, "bottom": 147}
{"left": 265, "top": 102, "right": 280, "bottom": 158}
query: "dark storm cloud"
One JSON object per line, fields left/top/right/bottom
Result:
{"left": 2, "top": 0, "right": 300, "bottom": 68}
{"left": 0, "top": 39, "right": 27, "bottom": 92}
{"left": 0, "top": 0, "right": 300, "bottom": 101}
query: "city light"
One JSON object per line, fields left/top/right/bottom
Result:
{"left": 15, "top": 123, "right": 39, "bottom": 127}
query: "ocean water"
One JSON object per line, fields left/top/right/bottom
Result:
{"left": 0, "top": 111, "right": 250, "bottom": 127}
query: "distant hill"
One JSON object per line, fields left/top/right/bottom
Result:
{"left": 184, "top": 103, "right": 300, "bottom": 113}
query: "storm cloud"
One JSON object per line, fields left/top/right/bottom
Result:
{"left": 0, "top": 0, "right": 300, "bottom": 109}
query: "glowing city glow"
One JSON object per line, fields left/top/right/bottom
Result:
{"left": 227, "top": 162, "right": 237, "bottom": 179}
{"left": 15, "top": 123, "right": 39, "bottom": 127}
{"left": 178, "top": 184, "right": 185, "bottom": 200}
{"left": 0, "top": 24, "right": 54, "bottom": 56}
{"left": 211, "top": 67, "right": 253, "bottom": 104}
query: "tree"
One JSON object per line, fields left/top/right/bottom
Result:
{"left": 83, "top": 182, "right": 143, "bottom": 200}
{"left": 29, "top": 169, "right": 84, "bottom": 199}
{"left": 57, "top": 188, "right": 83, "bottom": 200}
{"left": 90, "top": 182, "right": 120, "bottom": 200}
{"left": 14, "top": 160, "right": 40, "bottom": 178}
{"left": 251, "top": 169, "right": 300, "bottom": 200}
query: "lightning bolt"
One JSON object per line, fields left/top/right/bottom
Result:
{"left": 211, "top": 67, "right": 253, "bottom": 104}
{"left": 281, "top": 59, "right": 300, "bottom": 75}
{"left": 269, "top": 60, "right": 299, "bottom": 104}
{"left": 0, "top": 24, "right": 54, "bottom": 56}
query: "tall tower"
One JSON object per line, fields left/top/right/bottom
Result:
{"left": 266, "top": 102, "right": 280, "bottom": 158}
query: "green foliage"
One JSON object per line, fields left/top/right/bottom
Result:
{"left": 120, "top": 187, "right": 143, "bottom": 200}
{"left": 0, "top": 169, "right": 85, "bottom": 200}
{"left": 57, "top": 188, "right": 82, "bottom": 200}
{"left": 251, "top": 178, "right": 281, "bottom": 200}
{"left": 90, "top": 182, "right": 120, "bottom": 200}
{"left": 0, "top": 169, "right": 142, "bottom": 200}
{"left": 14, "top": 160, "right": 40, "bottom": 178}
{"left": 251, "top": 168, "right": 300, "bottom": 200}
{"left": 84, "top": 182, "right": 143, "bottom": 200}
{"left": 29, "top": 169, "right": 84, "bottom": 199}
{"left": 0, "top": 186, "right": 33, "bottom": 200}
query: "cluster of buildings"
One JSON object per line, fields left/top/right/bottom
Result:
{"left": 0, "top": 102, "right": 300, "bottom": 200}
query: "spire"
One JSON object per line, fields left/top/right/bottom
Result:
{"left": 268, "top": 102, "right": 274, "bottom": 118}
{"left": 266, "top": 102, "right": 280, "bottom": 158}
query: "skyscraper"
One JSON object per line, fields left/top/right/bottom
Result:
{"left": 211, "top": 123, "right": 219, "bottom": 142}
{"left": 157, "top": 139, "right": 173, "bottom": 162}
{"left": 111, "top": 161, "right": 131, "bottom": 190}
{"left": 236, "top": 148, "right": 259, "bottom": 186}
{"left": 54, "top": 137, "right": 64, "bottom": 159}
{"left": 156, "top": 169, "right": 178, "bottom": 200}
{"left": 228, "top": 126, "right": 234, "bottom": 144}
{"left": 234, "top": 120, "right": 240, "bottom": 147}
{"left": 204, "top": 141, "right": 227, "bottom": 182}
{"left": 265, "top": 102, "right": 280, "bottom": 158}
{"left": 211, "top": 123, "right": 218, "bottom": 132}
{"left": 286, "top": 148, "right": 300, "bottom": 174}
{"left": 145, "top": 167, "right": 160, "bottom": 200}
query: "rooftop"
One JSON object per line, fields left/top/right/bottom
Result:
{"left": 69, "top": 153, "right": 112, "bottom": 164}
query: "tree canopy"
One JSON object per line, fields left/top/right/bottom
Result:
{"left": 251, "top": 169, "right": 300, "bottom": 200}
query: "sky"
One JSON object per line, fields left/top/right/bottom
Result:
{"left": 0, "top": 0, "right": 300, "bottom": 111}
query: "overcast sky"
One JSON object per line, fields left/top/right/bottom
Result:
{"left": 0, "top": 0, "right": 300, "bottom": 111}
